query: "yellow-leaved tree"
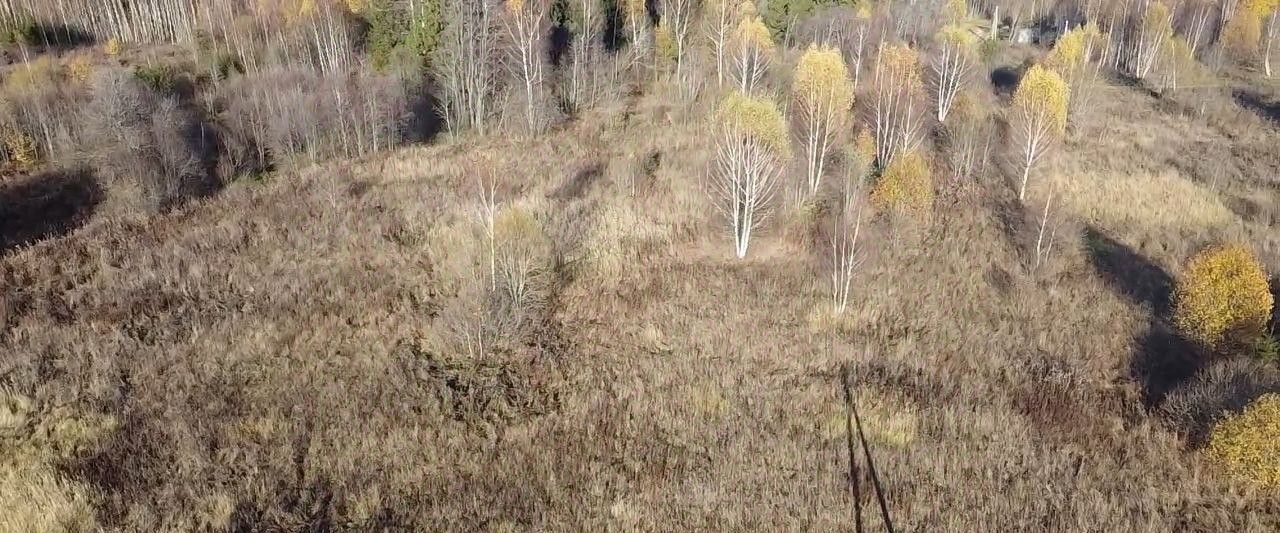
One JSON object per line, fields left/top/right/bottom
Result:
{"left": 872, "top": 42, "right": 924, "bottom": 167}
{"left": 1173, "top": 244, "right": 1274, "bottom": 349}
{"left": 1045, "top": 23, "right": 1102, "bottom": 122}
{"left": 731, "top": 1, "right": 776, "bottom": 94}
{"left": 931, "top": 0, "right": 975, "bottom": 123}
{"left": 1207, "top": 393, "right": 1280, "bottom": 487}
{"left": 1012, "top": 65, "right": 1068, "bottom": 201}
{"left": 1225, "top": 0, "right": 1280, "bottom": 75}
{"left": 792, "top": 44, "right": 854, "bottom": 196}
{"left": 712, "top": 91, "right": 791, "bottom": 258}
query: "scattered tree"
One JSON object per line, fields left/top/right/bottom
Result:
{"left": 731, "top": 1, "right": 777, "bottom": 94}
{"left": 502, "top": 0, "right": 550, "bottom": 133}
{"left": 1124, "top": 0, "right": 1173, "bottom": 81}
{"left": 931, "top": 23, "right": 975, "bottom": 123}
{"left": 1011, "top": 65, "right": 1067, "bottom": 202}
{"left": 792, "top": 44, "right": 855, "bottom": 196}
{"left": 436, "top": 0, "right": 499, "bottom": 135}
{"left": 712, "top": 91, "right": 791, "bottom": 258}
{"left": 871, "top": 42, "right": 924, "bottom": 168}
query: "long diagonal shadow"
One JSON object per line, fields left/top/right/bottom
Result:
{"left": 843, "top": 363, "right": 895, "bottom": 533}
{"left": 1083, "top": 227, "right": 1200, "bottom": 407}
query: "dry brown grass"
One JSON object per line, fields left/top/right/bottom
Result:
{"left": 2, "top": 35, "right": 1280, "bottom": 533}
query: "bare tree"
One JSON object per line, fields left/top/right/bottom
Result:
{"left": 931, "top": 27, "right": 975, "bottom": 123}
{"left": 501, "top": 0, "right": 550, "bottom": 133}
{"left": 831, "top": 181, "right": 865, "bottom": 314}
{"left": 436, "top": 0, "right": 499, "bottom": 135}
{"left": 661, "top": 0, "right": 698, "bottom": 79}
{"left": 566, "top": 0, "right": 604, "bottom": 111}
{"left": 704, "top": 0, "right": 735, "bottom": 87}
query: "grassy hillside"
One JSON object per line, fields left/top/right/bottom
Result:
{"left": 1, "top": 0, "right": 1280, "bottom": 531}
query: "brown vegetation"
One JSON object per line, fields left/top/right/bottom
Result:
{"left": 2, "top": 0, "right": 1280, "bottom": 531}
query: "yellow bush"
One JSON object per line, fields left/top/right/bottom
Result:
{"left": 64, "top": 53, "right": 95, "bottom": 84}
{"left": 103, "top": 37, "right": 122, "bottom": 57}
{"left": 853, "top": 129, "right": 876, "bottom": 167}
{"left": 1207, "top": 393, "right": 1280, "bottom": 487}
{"left": 871, "top": 150, "right": 933, "bottom": 216}
{"left": 4, "top": 56, "right": 60, "bottom": 94}
{"left": 716, "top": 91, "right": 791, "bottom": 158}
{"left": 3, "top": 126, "right": 38, "bottom": 170}
{"left": 1173, "top": 244, "right": 1274, "bottom": 348}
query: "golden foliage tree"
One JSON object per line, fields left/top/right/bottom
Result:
{"left": 731, "top": 1, "right": 776, "bottom": 93}
{"left": 1207, "top": 393, "right": 1280, "bottom": 487}
{"left": 872, "top": 42, "right": 924, "bottom": 167}
{"left": 1045, "top": 23, "right": 1101, "bottom": 122}
{"left": 713, "top": 91, "right": 791, "bottom": 258}
{"left": 1173, "top": 244, "right": 1274, "bottom": 349}
{"left": 792, "top": 44, "right": 854, "bottom": 195}
{"left": 1012, "top": 65, "right": 1068, "bottom": 201}
{"left": 871, "top": 149, "right": 933, "bottom": 216}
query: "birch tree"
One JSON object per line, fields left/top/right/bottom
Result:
{"left": 712, "top": 91, "right": 791, "bottom": 259}
{"left": 501, "top": 0, "right": 549, "bottom": 133}
{"left": 1045, "top": 23, "right": 1102, "bottom": 123}
{"left": 436, "top": 0, "right": 499, "bottom": 135}
{"left": 731, "top": 1, "right": 776, "bottom": 94}
{"left": 1124, "top": 0, "right": 1173, "bottom": 80}
{"left": 566, "top": 0, "right": 604, "bottom": 111}
{"left": 704, "top": 0, "right": 735, "bottom": 87}
{"left": 871, "top": 42, "right": 924, "bottom": 168}
{"left": 931, "top": 25, "right": 975, "bottom": 123}
{"left": 831, "top": 182, "right": 865, "bottom": 315}
{"left": 792, "top": 45, "right": 855, "bottom": 196}
{"left": 660, "top": 0, "right": 697, "bottom": 79}
{"left": 1012, "top": 65, "right": 1068, "bottom": 202}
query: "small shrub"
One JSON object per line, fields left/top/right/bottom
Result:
{"left": 104, "top": 37, "right": 122, "bottom": 57}
{"left": 2, "top": 126, "right": 39, "bottom": 170}
{"left": 871, "top": 150, "right": 932, "bottom": 216}
{"left": 1172, "top": 244, "right": 1273, "bottom": 350}
{"left": 1207, "top": 393, "right": 1280, "bottom": 487}
{"left": 64, "top": 53, "right": 95, "bottom": 84}
{"left": 134, "top": 64, "right": 181, "bottom": 93}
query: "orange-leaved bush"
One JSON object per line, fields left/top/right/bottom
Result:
{"left": 871, "top": 149, "right": 932, "bottom": 216}
{"left": 1173, "top": 244, "right": 1274, "bottom": 349}
{"left": 1207, "top": 393, "right": 1280, "bottom": 487}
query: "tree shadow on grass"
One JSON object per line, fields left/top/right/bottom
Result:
{"left": 1233, "top": 90, "right": 1280, "bottom": 124}
{"left": 1084, "top": 227, "right": 1200, "bottom": 407}
{"left": 0, "top": 169, "right": 102, "bottom": 254}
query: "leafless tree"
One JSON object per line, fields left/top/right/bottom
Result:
{"left": 704, "top": 0, "right": 735, "bottom": 87}
{"left": 436, "top": 0, "right": 500, "bottom": 135}
{"left": 501, "top": 0, "right": 550, "bottom": 133}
